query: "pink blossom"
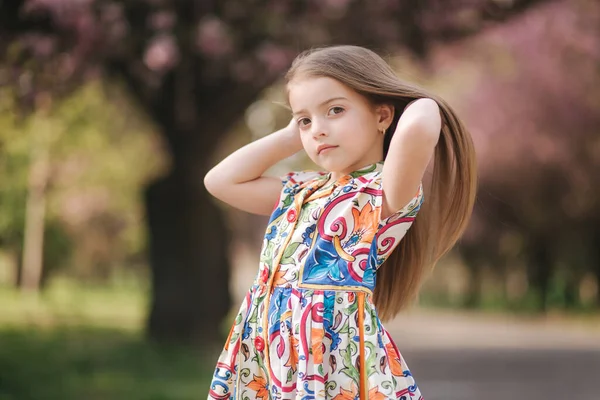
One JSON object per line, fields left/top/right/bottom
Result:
{"left": 144, "top": 34, "right": 179, "bottom": 73}
{"left": 195, "top": 16, "right": 233, "bottom": 59}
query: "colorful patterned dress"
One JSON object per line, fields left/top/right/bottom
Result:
{"left": 208, "top": 162, "right": 424, "bottom": 400}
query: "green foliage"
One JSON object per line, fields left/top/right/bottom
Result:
{"left": 0, "top": 80, "right": 168, "bottom": 281}
{"left": 0, "top": 89, "right": 28, "bottom": 247}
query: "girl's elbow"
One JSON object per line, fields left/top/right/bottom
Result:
{"left": 203, "top": 170, "right": 222, "bottom": 196}
{"left": 413, "top": 99, "right": 442, "bottom": 143}
{"left": 399, "top": 118, "right": 440, "bottom": 149}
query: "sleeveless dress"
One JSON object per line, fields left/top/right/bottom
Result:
{"left": 208, "top": 161, "right": 424, "bottom": 400}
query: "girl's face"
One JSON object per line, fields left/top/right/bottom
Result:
{"left": 288, "top": 76, "right": 390, "bottom": 177}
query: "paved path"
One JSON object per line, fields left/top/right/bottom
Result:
{"left": 386, "top": 310, "right": 600, "bottom": 399}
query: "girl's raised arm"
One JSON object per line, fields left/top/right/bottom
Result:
{"left": 204, "top": 120, "right": 303, "bottom": 216}
{"left": 381, "top": 98, "right": 441, "bottom": 219}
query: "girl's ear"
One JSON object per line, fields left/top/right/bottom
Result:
{"left": 376, "top": 104, "right": 395, "bottom": 129}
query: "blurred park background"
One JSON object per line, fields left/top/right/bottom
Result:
{"left": 1, "top": 0, "right": 599, "bottom": 399}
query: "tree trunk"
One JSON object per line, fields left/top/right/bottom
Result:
{"left": 145, "top": 166, "right": 231, "bottom": 348}
{"left": 527, "top": 237, "right": 553, "bottom": 312}
{"left": 121, "top": 56, "right": 269, "bottom": 348}
{"left": 460, "top": 245, "right": 483, "bottom": 308}
{"left": 563, "top": 270, "right": 579, "bottom": 309}
{"left": 593, "top": 226, "right": 600, "bottom": 309}
{"left": 21, "top": 130, "right": 50, "bottom": 293}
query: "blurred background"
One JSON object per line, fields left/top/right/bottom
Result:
{"left": 1, "top": 0, "right": 599, "bottom": 399}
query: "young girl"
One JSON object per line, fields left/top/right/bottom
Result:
{"left": 204, "top": 45, "right": 476, "bottom": 400}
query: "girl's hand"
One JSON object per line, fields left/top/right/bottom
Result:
{"left": 283, "top": 118, "right": 303, "bottom": 153}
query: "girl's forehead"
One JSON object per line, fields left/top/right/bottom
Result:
{"left": 288, "top": 77, "right": 358, "bottom": 109}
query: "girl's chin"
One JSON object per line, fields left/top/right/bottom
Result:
{"left": 308, "top": 152, "right": 352, "bottom": 173}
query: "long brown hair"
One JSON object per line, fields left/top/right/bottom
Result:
{"left": 285, "top": 45, "right": 477, "bottom": 321}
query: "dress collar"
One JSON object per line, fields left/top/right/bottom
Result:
{"left": 304, "top": 161, "right": 384, "bottom": 192}
{"left": 325, "top": 160, "right": 383, "bottom": 184}
{"left": 347, "top": 161, "right": 384, "bottom": 178}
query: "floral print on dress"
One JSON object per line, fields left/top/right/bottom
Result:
{"left": 208, "top": 162, "right": 424, "bottom": 400}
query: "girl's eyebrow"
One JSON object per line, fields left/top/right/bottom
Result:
{"left": 292, "top": 96, "right": 348, "bottom": 116}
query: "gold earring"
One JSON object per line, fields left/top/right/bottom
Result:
{"left": 380, "top": 128, "right": 386, "bottom": 135}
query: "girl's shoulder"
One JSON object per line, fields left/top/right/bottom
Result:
{"left": 345, "top": 169, "right": 425, "bottom": 225}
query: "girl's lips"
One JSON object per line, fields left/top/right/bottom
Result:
{"left": 318, "top": 145, "right": 338, "bottom": 155}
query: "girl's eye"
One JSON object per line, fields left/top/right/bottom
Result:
{"left": 298, "top": 118, "right": 311, "bottom": 127}
{"left": 328, "top": 106, "right": 345, "bottom": 115}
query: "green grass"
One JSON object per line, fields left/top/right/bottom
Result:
{"left": 419, "top": 290, "right": 600, "bottom": 315}
{"left": 0, "top": 280, "right": 214, "bottom": 400}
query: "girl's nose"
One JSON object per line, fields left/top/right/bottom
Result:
{"left": 311, "top": 120, "right": 328, "bottom": 138}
